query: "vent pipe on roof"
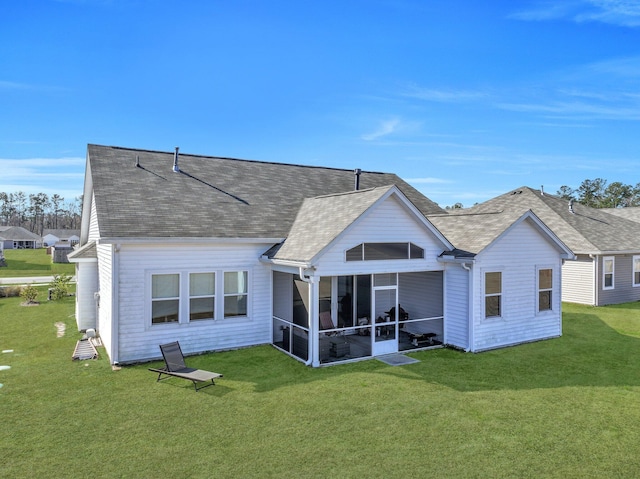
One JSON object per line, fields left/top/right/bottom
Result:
{"left": 135, "top": 155, "right": 140, "bottom": 168}
{"left": 354, "top": 168, "right": 362, "bottom": 191}
{"left": 541, "top": 185, "right": 544, "bottom": 196}
{"left": 173, "top": 147, "right": 180, "bottom": 172}
{"left": 569, "top": 199, "right": 575, "bottom": 214}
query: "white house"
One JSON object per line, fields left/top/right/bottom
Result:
{"left": 43, "top": 229, "right": 80, "bottom": 247}
{"left": 462, "top": 187, "right": 640, "bottom": 306}
{"left": 69, "top": 145, "right": 574, "bottom": 366}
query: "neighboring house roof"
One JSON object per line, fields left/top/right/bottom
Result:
{"left": 454, "top": 187, "right": 640, "bottom": 254}
{"left": 0, "top": 226, "right": 41, "bottom": 241}
{"left": 429, "top": 209, "right": 574, "bottom": 259}
{"left": 68, "top": 241, "right": 97, "bottom": 261}
{"left": 87, "top": 144, "right": 446, "bottom": 239}
{"left": 43, "top": 229, "right": 80, "bottom": 239}
{"left": 602, "top": 207, "right": 640, "bottom": 223}
{"left": 267, "top": 185, "right": 452, "bottom": 264}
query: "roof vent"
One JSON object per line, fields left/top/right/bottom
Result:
{"left": 354, "top": 168, "right": 362, "bottom": 191}
{"left": 172, "top": 147, "right": 180, "bottom": 173}
{"left": 541, "top": 185, "right": 544, "bottom": 196}
{"left": 135, "top": 155, "right": 140, "bottom": 168}
{"left": 569, "top": 199, "right": 575, "bottom": 214}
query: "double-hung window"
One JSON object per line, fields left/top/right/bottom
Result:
{"left": 633, "top": 256, "right": 640, "bottom": 287}
{"left": 485, "top": 272, "right": 502, "bottom": 318}
{"left": 189, "top": 272, "right": 215, "bottom": 321}
{"left": 151, "top": 273, "right": 180, "bottom": 324}
{"left": 224, "top": 271, "right": 248, "bottom": 317}
{"left": 538, "top": 268, "right": 552, "bottom": 312}
{"left": 603, "top": 256, "right": 615, "bottom": 290}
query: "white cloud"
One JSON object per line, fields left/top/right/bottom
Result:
{"left": 400, "top": 84, "right": 487, "bottom": 103}
{"left": 361, "top": 118, "right": 401, "bottom": 141}
{"left": 405, "top": 177, "right": 451, "bottom": 184}
{"left": 0, "top": 157, "right": 85, "bottom": 197}
{"left": 511, "top": 0, "right": 640, "bottom": 27}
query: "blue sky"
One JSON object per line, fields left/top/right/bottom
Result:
{"left": 2, "top": 0, "right": 640, "bottom": 207}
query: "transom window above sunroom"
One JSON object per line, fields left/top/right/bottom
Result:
{"left": 346, "top": 242, "right": 424, "bottom": 261}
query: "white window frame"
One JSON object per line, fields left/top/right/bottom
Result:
{"left": 633, "top": 256, "right": 640, "bottom": 287}
{"left": 536, "top": 267, "right": 553, "bottom": 314}
{"left": 150, "top": 272, "right": 181, "bottom": 325}
{"left": 603, "top": 256, "right": 615, "bottom": 290}
{"left": 223, "top": 270, "right": 249, "bottom": 318}
{"left": 189, "top": 272, "right": 216, "bottom": 321}
{"left": 148, "top": 268, "right": 252, "bottom": 327}
{"left": 484, "top": 271, "right": 502, "bottom": 318}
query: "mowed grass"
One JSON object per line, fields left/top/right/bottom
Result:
{"left": 1, "top": 294, "right": 640, "bottom": 478}
{"left": 0, "top": 248, "right": 75, "bottom": 278}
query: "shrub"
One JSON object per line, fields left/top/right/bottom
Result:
{"left": 0, "top": 286, "right": 23, "bottom": 298}
{"left": 48, "top": 274, "right": 72, "bottom": 300}
{"left": 20, "top": 285, "right": 39, "bottom": 304}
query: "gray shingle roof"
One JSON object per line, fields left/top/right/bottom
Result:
{"left": 454, "top": 187, "right": 640, "bottom": 254}
{"left": 88, "top": 145, "right": 446, "bottom": 239}
{"left": 68, "top": 241, "right": 97, "bottom": 260}
{"left": 603, "top": 207, "right": 640, "bottom": 223}
{"left": 428, "top": 209, "right": 526, "bottom": 256}
{"left": 268, "top": 186, "right": 394, "bottom": 263}
{"left": 0, "top": 226, "right": 41, "bottom": 241}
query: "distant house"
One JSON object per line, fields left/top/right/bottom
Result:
{"left": 459, "top": 187, "right": 640, "bottom": 306}
{"left": 43, "top": 229, "right": 80, "bottom": 247}
{"left": 69, "top": 145, "right": 573, "bottom": 366}
{"left": 0, "top": 226, "right": 42, "bottom": 249}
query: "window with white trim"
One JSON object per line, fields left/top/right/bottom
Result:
{"left": 603, "top": 256, "right": 615, "bottom": 290}
{"left": 224, "top": 271, "right": 248, "bottom": 317}
{"left": 633, "top": 256, "right": 640, "bottom": 287}
{"left": 151, "top": 273, "right": 180, "bottom": 324}
{"left": 484, "top": 272, "right": 502, "bottom": 318}
{"left": 538, "top": 268, "right": 552, "bottom": 312}
{"left": 189, "top": 272, "right": 215, "bottom": 321}
{"left": 346, "top": 242, "right": 425, "bottom": 261}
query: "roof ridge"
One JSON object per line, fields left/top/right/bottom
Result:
{"left": 89, "top": 143, "right": 389, "bottom": 175}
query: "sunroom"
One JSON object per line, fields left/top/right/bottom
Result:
{"left": 261, "top": 185, "right": 455, "bottom": 366}
{"left": 271, "top": 268, "right": 445, "bottom": 366}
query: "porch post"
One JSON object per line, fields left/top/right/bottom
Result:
{"left": 309, "top": 278, "right": 320, "bottom": 367}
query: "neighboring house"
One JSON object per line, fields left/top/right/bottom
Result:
{"left": 69, "top": 145, "right": 573, "bottom": 366}
{"left": 43, "top": 229, "right": 80, "bottom": 247}
{"left": 459, "top": 187, "right": 640, "bottom": 306}
{"left": 603, "top": 206, "right": 640, "bottom": 223}
{"left": 0, "top": 226, "right": 42, "bottom": 249}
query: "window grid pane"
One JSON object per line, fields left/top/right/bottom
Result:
{"left": 224, "top": 271, "right": 247, "bottom": 294}
{"left": 485, "top": 272, "right": 501, "bottom": 295}
{"left": 152, "top": 274, "right": 179, "bottom": 299}
{"left": 190, "top": 272, "right": 215, "bottom": 296}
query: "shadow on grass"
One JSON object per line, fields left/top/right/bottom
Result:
{"left": 383, "top": 311, "right": 640, "bottom": 392}
{"left": 152, "top": 310, "right": 640, "bottom": 394}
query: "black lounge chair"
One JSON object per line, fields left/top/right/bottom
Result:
{"left": 149, "top": 341, "right": 223, "bottom": 392}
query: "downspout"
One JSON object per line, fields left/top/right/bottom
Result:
{"left": 589, "top": 254, "right": 598, "bottom": 306}
{"left": 298, "top": 267, "right": 316, "bottom": 366}
{"left": 111, "top": 244, "right": 121, "bottom": 365}
{"left": 461, "top": 262, "right": 473, "bottom": 352}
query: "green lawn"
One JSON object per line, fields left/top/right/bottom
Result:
{"left": 1, "top": 294, "right": 640, "bottom": 478}
{"left": 0, "top": 248, "right": 75, "bottom": 278}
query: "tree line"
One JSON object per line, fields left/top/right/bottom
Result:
{"left": 0, "top": 191, "right": 83, "bottom": 235}
{"left": 443, "top": 178, "right": 640, "bottom": 210}
{"left": 556, "top": 179, "right": 640, "bottom": 209}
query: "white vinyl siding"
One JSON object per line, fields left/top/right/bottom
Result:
{"left": 113, "top": 242, "right": 272, "bottom": 364}
{"left": 470, "top": 218, "right": 562, "bottom": 352}
{"left": 443, "top": 263, "right": 469, "bottom": 350}
{"left": 562, "top": 256, "right": 595, "bottom": 305}
{"left": 315, "top": 195, "right": 445, "bottom": 277}
{"left": 88, "top": 193, "right": 100, "bottom": 242}
{"left": 96, "top": 243, "right": 114, "bottom": 359}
